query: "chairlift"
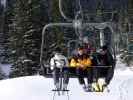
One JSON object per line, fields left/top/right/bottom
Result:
{"left": 40, "top": 0, "right": 117, "bottom": 94}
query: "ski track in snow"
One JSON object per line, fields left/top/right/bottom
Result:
{"left": 118, "top": 77, "right": 133, "bottom": 100}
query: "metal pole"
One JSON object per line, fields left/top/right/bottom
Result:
{"left": 108, "top": 23, "right": 116, "bottom": 60}
{"left": 59, "top": 0, "right": 72, "bottom": 21}
{"left": 84, "top": 22, "right": 109, "bottom": 29}
{"left": 99, "top": 29, "right": 104, "bottom": 46}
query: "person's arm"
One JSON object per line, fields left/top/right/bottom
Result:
{"left": 69, "top": 58, "right": 77, "bottom": 67}
{"left": 50, "top": 58, "right": 55, "bottom": 70}
{"left": 86, "top": 58, "right": 92, "bottom": 67}
{"left": 65, "top": 58, "right": 69, "bottom": 67}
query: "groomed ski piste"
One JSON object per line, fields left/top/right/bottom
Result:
{"left": 0, "top": 57, "right": 133, "bottom": 100}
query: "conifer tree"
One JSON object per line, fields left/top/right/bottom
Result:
{"left": 9, "top": 0, "right": 49, "bottom": 77}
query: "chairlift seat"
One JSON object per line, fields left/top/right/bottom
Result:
{"left": 41, "top": 65, "right": 112, "bottom": 78}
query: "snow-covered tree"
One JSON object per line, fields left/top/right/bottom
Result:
{"left": 0, "top": 2, "right": 5, "bottom": 63}
{"left": 119, "top": 0, "right": 133, "bottom": 67}
{"left": 0, "top": 0, "right": 13, "bottom": 64}
{"left": 9, "top": 0, "right": 49, "bottom": 77}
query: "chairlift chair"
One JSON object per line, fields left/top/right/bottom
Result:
{"left": 39, "top": 0, "right": 117, "bottom": 93}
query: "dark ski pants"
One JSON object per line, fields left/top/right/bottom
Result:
{"left": 91, "top": 67, "right": 98, "bottom": 82}
{"left": 53, "top": 67, "right": 69, "bottom": 85}
{"left": 76, "top": 67, "right": 93, "bottom": 85}
{"left": 106, "top": 65, "right": 115, "bottom": 84}
{"left": 92, "top": 66, "right": 115, "bottom": 85}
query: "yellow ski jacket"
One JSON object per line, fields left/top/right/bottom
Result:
{"left": 69, "top": 55, "right": 92, "bottom": 69}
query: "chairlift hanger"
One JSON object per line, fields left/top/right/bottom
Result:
{"left": 40, "top": 0, "right": 116, "bottom": 66}
{"left": 40, "top": 0, "right": 116, "bottom": 75}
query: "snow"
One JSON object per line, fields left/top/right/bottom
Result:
{"left": 0, "top": 64, "right": 11, "bottom": 76}
{"left": 0, "top": 59, "right": 133, "bottom": 100}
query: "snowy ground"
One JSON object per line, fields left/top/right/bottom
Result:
{"left": 0, "top": 58, "right": 133, "bottom": 100}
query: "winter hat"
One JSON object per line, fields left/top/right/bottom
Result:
{"left": 101, "top": 45, "right": 108, "bottom": 51}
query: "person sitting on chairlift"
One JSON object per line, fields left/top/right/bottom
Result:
{"left": 69, "top": 47, "right": 93, "bottom": 92}
{"left": 50, "top": 49, "right": 69, "bottom": 90}
{"left": 99, "top": 45, "right": 114, "bottom": 84}
{"left": 92, "top": 45, "right": 114, "bottom": 92}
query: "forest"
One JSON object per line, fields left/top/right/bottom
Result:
{"left": 0, "top": 0, "right": 133, "bottom": 79}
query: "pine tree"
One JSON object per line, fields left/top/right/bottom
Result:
{"left": 9, "top": 0, "right": 49, "bottom": 77}
{"left": 0, "top": 0, "right": 13, "bottom": 64}
{"left": 0, "top": 2, "right": 5, "bottom": 63}
{"left": 0, "top": 2, "right": 4, "bottom": 32}
{"left": 120, "top": 0, "right": 133, "bottom": 66}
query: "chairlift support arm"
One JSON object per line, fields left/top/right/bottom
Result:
{"left": 59, "top": 0, "right": 73, "bottom": 21}
{"left": 84, "top": 22, "right": 116, "bottom": 59}
{"left": 40, "top": 23, "right": 73, "bottom": 66}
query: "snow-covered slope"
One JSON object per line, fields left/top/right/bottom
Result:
{"left": 0, "top": 60, "right": 133, "bottom": 100}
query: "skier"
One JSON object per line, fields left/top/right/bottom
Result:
{"left": 99, "top": 45, "right": 114, "bottom": 83}
{"left": 50, "top": 48, "right": 69, "bottom": 90}
{"left": 69, "top": 47, "right": 93, "bottom": 92}
{"left": 92, "top": 45, "right": 114, "bottom": 92}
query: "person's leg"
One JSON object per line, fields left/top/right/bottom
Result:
{"left": 105, "top": 66, "right": 114, "bottom": 85}
{"left": 63, "top": 67, "right": 69, "bottom": 89}
{"left": 76, "top": 67, "right": 87, "bottom": 91}
{"left": 101, "top": 67, "right": 108, "bottom": 77}
{"left": 105, "top": 53, "right": 115, "bottom": 85}
{"left": 86, "top": 68, "right": 93, "bottom": 91}
{"left": 91, "top": 67, "right": 101, "bottom": 92}
{"left": 87, "top": 68, "right": 93, "bottom": 84}
{"left": 53, "top": 68, "right": 60, "bottom": 89}
{"left": 76, "top": 67, "right": 85, "bottom": 85}
{"left": 92, "top": 67, "right": 99, "bottom": 82}
{"left": 97, "top": 67, "right": 109, "bottom": 92}
{"left": 91, "top": 54, "right": 100, "bottom": 82}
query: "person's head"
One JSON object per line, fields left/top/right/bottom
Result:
{"left": 53, "top": 47, "right": 62, "bottom": 56}
{"left": 84, "top": 43, "right": 91, "bottom": 49}
{"left": 101, "top": 45, "right": 108, "bottom": 51}
{"left": 100, "top": 45, "right": 108, "bottom": 55}
{"left": 77, "top": 47, "right": 84, "bottom": 55}
{"left": 83, "top": 36, "right": 89, "bottom": 44}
